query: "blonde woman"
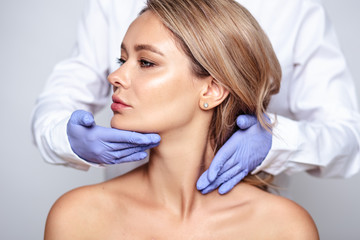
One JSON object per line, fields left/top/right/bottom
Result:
{"left": 45, "top": 0, "right": 318, "bottom": 239}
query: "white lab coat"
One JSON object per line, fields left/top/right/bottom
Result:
{"left": 31, "top": 0, "right": 360, "bottom": 178}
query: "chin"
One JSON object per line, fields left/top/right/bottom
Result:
{"left": 110, "top": 115, "right": 155, "bottom": 133}
{"left": 110, "top": 116, "right": 131, "bottom": 131}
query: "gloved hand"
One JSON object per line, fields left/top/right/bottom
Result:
{"left": 196, "top": 114, "right": 272, "bottom": 194}
{"left": 67, "top": 110, "right": 161, "bottom": 164}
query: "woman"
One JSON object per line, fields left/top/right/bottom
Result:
{"left": 45, "top": 0, "right": 318, "bottom": 239}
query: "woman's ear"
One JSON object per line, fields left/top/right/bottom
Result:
{"left": 199, "top": 76, "right": 229, "bottom": 110}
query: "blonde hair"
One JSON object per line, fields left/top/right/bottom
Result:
{"left": 144, "top": 0, "right": 281, "bottom": 189}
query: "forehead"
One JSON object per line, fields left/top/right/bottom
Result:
{"left": 123, "top": 11, "right": 176, "bottom": 51}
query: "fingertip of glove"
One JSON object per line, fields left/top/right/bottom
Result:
{"left": 200, "top": 185, "right": 216, "bottom": 195}
{"left": 196, "top": 182, "right": 204, "bottom": 191}
{"left": 150, "top": 134, "right": 161, "bottom": 143}
{"left": 236, "top": 114, "right": 257, "bottom": 129}
{"left": 137, "top": 133, "right": 161, "bottom": 145}
{"left": 218, "top": 186, "right": 230, "bottom": 195}
{"left": 70, "top": 110, "right": 94, "bottom": 126}
{"left": 208, "top": 169, "right": 219, "bottom": 182}
{"left": 196, "top": 176, "right": 208, "bottom": 190}
{"left": 236, "top": 115, "right": 247, "bottom": 127}
{"left": 131, "top": 151, "right": 148, "bottom": 161}
{"left": 81, "top": 113, "right": 95, "bottom": 127}
{"left": 200, "top": 188, "right": 211, "bottom": 195}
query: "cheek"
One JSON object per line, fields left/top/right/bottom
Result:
{"left": 134, "top": 75, "right": 200, "bottom": 131}
{"left": 135, "top": 70, "right": 194, "bottom": 107}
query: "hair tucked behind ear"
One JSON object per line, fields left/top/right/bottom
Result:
{"left": 144, "top": 0, "right": 281, "bottom": 190}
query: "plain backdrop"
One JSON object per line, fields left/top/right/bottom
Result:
{"left": 0, "top": 0, "right": 359, "bottom": 239}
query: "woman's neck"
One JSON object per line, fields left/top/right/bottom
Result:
{"left": 145, "top": 120, "right": 214, "bottom": 219}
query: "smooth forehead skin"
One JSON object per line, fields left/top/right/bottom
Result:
{"left": 123, "top": 10, "right": 181, "bottom": 58}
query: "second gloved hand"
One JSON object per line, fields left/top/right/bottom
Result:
{"left": 196, "top": 114, "right": 272, "bottom": 194}
{"left": 67, "top": 110, "right": 161, "bottom": 164}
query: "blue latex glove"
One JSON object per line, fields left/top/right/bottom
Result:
{"left": 196, "top": 114, "right": 272, "bottom": 194}
{"left": 67, "top": 110, "right": 161, "bottom": 164}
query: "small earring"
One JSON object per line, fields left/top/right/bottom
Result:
{"left": 203, "top": 103, "right": 209, "bottom": 108}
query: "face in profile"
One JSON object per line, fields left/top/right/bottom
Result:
{"left": 108, "top": 11, "right": 206, "bottom": 134}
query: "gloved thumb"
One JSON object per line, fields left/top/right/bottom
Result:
{"left": 236, "top": 114, "right": 257, "bottom": 129}
{"left": 69, "top": 110, "right": 95, "bottom": 127}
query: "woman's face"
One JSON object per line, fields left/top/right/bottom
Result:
{"left": 109, "top": 11, "right": 205, "bottom": 133}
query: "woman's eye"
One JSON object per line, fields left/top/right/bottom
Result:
{"left": 117, "top": 58, "right": 126, "bottom": 66}
{"left": 139, "top": 59, "right": 155, "bottom": 68}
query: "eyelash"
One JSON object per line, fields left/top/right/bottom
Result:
{"left": 117, "top": 58, "right": 125, "bottom": 66}
{"left": 116, "top": 58, "right": 155, "bottom": 68}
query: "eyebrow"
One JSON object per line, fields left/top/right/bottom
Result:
{"left": 121, "top": 43, "right": 164, "bottom": 56}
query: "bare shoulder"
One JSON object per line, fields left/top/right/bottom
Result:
{"left": 44, "top": 168, "right": 145, "bottom": 240}
{"left": 247, "top": 186, "right": 319, "bottom": 239}
{"left": 44, "top": 184, "right": 108, "bottom": 240}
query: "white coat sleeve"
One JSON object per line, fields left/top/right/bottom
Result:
{"left": 31, "top": 0, "right": 111, "bottom": 170}
{"left": 253, "top": 0, "right": 360, "bottom": 178}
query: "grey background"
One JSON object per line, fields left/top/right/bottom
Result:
{"left": 0, "top": 0, "right": 359, "bottom": 239}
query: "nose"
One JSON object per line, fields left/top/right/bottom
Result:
{"left": 107, "top": 67, "right": 131, "bottom": 89}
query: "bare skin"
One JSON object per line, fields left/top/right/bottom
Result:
{"left": 45, "top": 11, "right": 319, "bottom": 240}
{"left": 45, "top": 165, "right": 318, "bottom": 239}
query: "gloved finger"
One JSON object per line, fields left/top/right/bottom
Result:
{"left": 111, "top": 147, "right": 149, "bottom": 159}
{"left": 207, "top": 132, "right": 240, "bottom": 182}
{"left": 201, "top": 164, "right": 243, "bottom": 194}
{"left": 200, "top": 179, "right": 221, "bottom": 194}
{"left": 69, "top": 110, "right": 95, "bottom": 127}
{"left": 236, "top": 114, "right": 257, "bottom": 129}
{"left": 104, "top": 140, "right": 160, "bottom": 152}
{"left": 143, "top": 142, "right": 161, "bottom": 149}
{"left": 196, "top": 170, "right": 212, "bottom": 190}
{"left": 112, "top": 151, "right": 149, "bottom": 164}
{"left": 197, "top": 153, "right": 239, "bottom": 191}
{"left": 218, "top": 169, "right": 248, "bottom": 195}
{"left": 110, "top": 143, "right": 160, "bottom": 159}
{"left": 100, "top": 127, "right": 161, "bottom": 146}
{"left": 217, "top": 153, "right": 239, "bottom": 176}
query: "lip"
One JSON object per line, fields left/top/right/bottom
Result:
{"left": 111, "top": 95, "right": 132, "bottom": 111}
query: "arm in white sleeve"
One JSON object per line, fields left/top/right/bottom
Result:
{"left": 254, "top": 0, "right": 360, "bottom": 178}
{"left": 31, "top": 0, "right": 111, "bottom": 170}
